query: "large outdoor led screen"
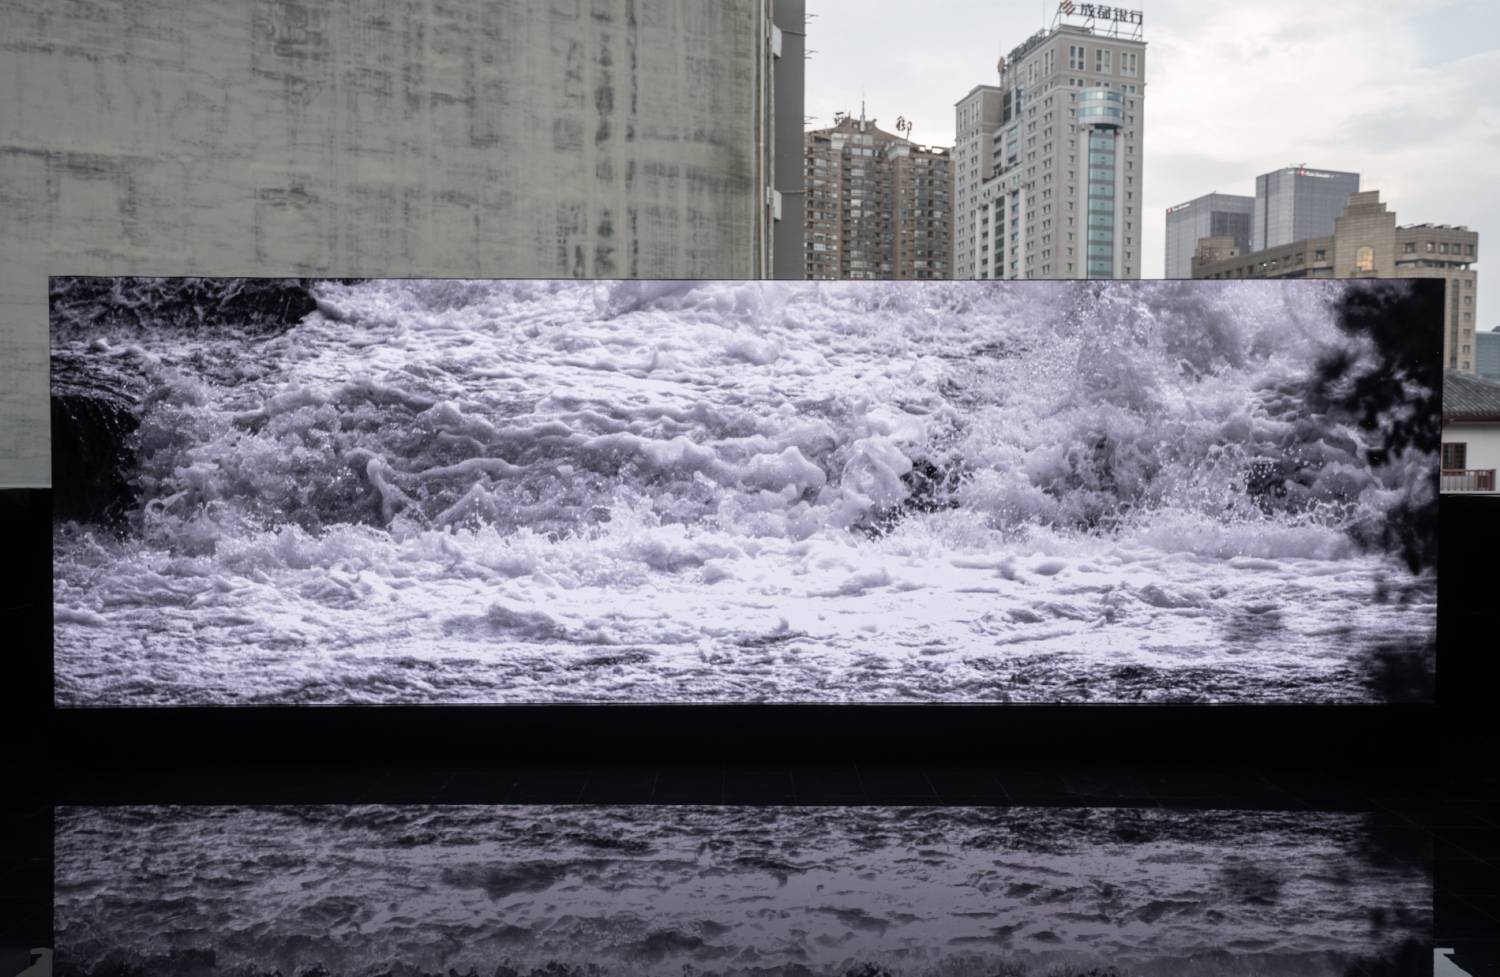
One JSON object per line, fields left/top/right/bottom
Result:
{"left": 51, "top": 277, "right": 1439, "bottom": 704}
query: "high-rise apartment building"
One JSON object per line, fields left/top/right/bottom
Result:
{"left": 1252, "top": 166, "right": 1360, "bottom": 253}
{"left": 1193, "top": 190, "right": 1480, "bottom": 372}
{"left": 1163, "top": 193, "right": 1253, "bottom": 279}
{"left": 804, "top": 112, "right": 953, "bottom": 280}
{"left": 953, "top": 7, "right": 1146, "bottom": 280}
{"left": 954, "top": 85, "right": 1004, "bottom": 279}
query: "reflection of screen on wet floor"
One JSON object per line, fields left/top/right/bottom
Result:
{"left": 49, "top": 277, "right": 1440, "bottom": 705}
{"left": 55, "top": 804, "right": 1432, "bottom": 974}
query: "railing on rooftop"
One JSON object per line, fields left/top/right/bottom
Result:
{"left": 1441, "top": 469, "right": 1497, "bottom": 492}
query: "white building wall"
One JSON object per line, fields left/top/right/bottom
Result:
{"left": 1442, "top": 423, "right": 1500, "bottom": 492}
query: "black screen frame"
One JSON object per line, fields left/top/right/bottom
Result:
{"left": 31, "top": 275, "right": 1467, "bottom": 768}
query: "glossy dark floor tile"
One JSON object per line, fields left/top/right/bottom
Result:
{"left": 721, "top": 768, "right": 797, "bottom": 803}
{"left": 11, "top": 755, "right": 1500, "bottom": 964}
{"left": 576, "top": 763, "right": 660, "bottom": 803}
{"left": 788, "top": 762, "right": 865, "bottom": 801}
{"left": 54, "top": 804, "right": 1436, "bottom": 977}
{"left": 652, "top": 765, "right": 727, "bottom": 802}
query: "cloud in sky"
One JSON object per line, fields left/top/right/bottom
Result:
{"left": 805, "top": 0, "right": 1498, "bottom": 328}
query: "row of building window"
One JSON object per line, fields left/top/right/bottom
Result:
{"left": 1063, "top": 45, "right": 1138, "bottom": 76}
{"left": 1401, "top": 240, "right": 1476, "bottom": 255}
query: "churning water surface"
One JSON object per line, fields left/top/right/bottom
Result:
{"left": 50, "top": 278, "right": 1438, "bottom": 704}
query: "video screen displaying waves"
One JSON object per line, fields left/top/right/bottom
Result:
{"left": 54, "top": 804, "right": 1431, "bottom": 977}
{"left": 50, "top": 277, "right": 1439, "bottom": 704}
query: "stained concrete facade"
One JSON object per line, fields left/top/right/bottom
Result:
{"left": 0, "top": 0, "right": 797, "bottom": 486}
{"left": 1193, "top": 190, "right": 1480, "bottom": 373}
{"left": 770, "top": 0, "right": 806, "bottom": 281}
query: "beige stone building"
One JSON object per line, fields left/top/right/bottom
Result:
{"left": 1193, "top": 191, "right": 1480, "bottom": 372}
{"left": 803, "top": 113, "right": 953, "bottom": 280}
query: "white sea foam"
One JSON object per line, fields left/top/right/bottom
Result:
{"left": 51, "top": 280, "right": 1436, "bottom": 704}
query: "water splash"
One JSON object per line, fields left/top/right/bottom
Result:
{"left": 50, "top": 279, "right": 1437, "bottom": 704}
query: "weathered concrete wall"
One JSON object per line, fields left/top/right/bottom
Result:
{"left": 0, "top": 0, "right": 769, "bottom": 486}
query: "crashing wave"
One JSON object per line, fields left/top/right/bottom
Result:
{"left": 49, "top": 279, "right": 1438, "bottom": 704}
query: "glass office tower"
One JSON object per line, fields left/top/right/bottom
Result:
{"left": 1164, "top": 193, "right": 1254, "bottom": 278}
{"left": 1253, "top": 166, "right": 1360, "bottom": 253}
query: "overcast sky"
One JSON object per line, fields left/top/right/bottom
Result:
{"left": 804, "top": 0, "right": 1498, "bottom": 329}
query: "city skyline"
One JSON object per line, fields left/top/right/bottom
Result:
{"left": 804, "top": 0, "right": 1497, "bottom": 323}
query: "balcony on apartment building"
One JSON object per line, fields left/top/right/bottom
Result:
{"left": 1441, "top": 468, "right": 1497, "bottom": 493}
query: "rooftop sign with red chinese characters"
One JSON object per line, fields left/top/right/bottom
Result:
{"left": 1060, "top": 2, "right": 1145, "bottom": 25}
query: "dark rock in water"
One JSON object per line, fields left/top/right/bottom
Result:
{"left": 1243, "top": 458, "right": 1294, "bottom": 509}
{"left": 1370, "top": 495, "right": 1438, "bottom": 576}
{"left": 48, "top": 277, "right": 369, "bottom": 529}
{"left": 1315, "top": 281, "right": 1443, "bottom": 572}
{"left": 861, "top": 458, "right": 965, "bottom": 536}
{"left": 902, "top": 458, "right": 963, "bottom": 514}
{"left": 49, "top": 341, "right": 148, "bottom": 528}
{"left": 51, "top": 393, "right": 138, "bottom": 529}
{"left": 1325, "top": 281, "right": 1443, "bottom": 452}
{"left": 49, "top": 277, "right": 326, "bottom": 339}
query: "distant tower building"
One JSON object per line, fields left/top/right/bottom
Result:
{"left": 1252, "top": 165, "right": 1360, "bottom": 252}
{"left": 803, "top": 110, "right": 953, "bottom": 280}
{"left": 1193, "top": 190, "right": 1480, "bottom": 372}
{"left": 1477, "top": 331, "right": 1500, "bottom": 382}
{"left": 1164, "top": 193, "right": 1253, "bottom": 278}
{"left": 953, "top": 6, "right": 1146, "bottom": 279}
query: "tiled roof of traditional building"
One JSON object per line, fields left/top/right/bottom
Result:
{"left": 1444, "top": 369, "right": 1500, "bottom": 421}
